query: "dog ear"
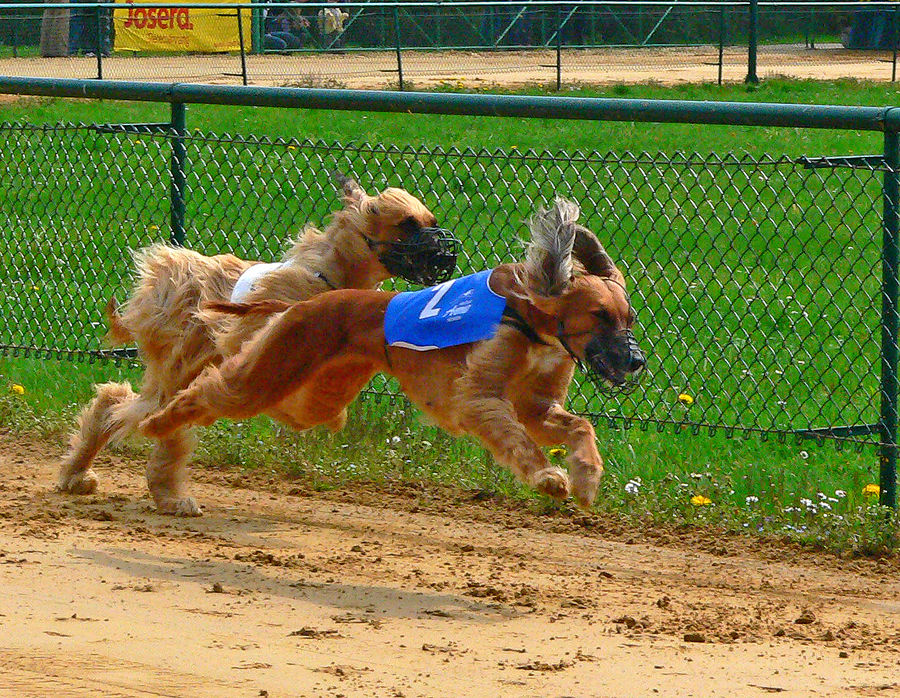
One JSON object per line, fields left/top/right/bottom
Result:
{"left": 333, "top": 171, "right": 368, "bottom": 207}
{"left": 572, "top": 225, "right": 625, "bottom": 285}
{"left": 523, "top": 198, "right": 579, "bottom": 297}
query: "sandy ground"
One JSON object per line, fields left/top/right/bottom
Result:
{"left": 2, "top": 44, "right": 900, "bottom": 89}
{"left": 1, "top": 433, "right": 899, "bottom": 697}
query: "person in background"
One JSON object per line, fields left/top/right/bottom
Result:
{"left": 76, "top": 0, "right": 110, "bottom": 57}
{"left": 264, "top": 4, "right": 309, "bottom": 51}
{"left": 317, "top": 2, "right": 349, "bottom": 49}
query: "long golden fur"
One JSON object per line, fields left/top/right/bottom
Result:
{"left": 59, "top": 175, "right": 451, "bottom": 516}
{"left": 139, "top": 199, "right": 645, "bottom": 508}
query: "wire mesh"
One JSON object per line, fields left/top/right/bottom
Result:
{"left": 0, "top": 121, "right": 889, "bottom": 445}
{"left": 3, "top": 3, "right": 900, "bottom": 88}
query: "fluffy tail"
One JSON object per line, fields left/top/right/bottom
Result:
{"left": 203, "top": 299, "right": 293, "bottom": 316}
{"left": 105, "top": 297, "right": 134, "bottom": 346}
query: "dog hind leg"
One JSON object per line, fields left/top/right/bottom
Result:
{"left": 58, "top": 382, "right": 139, "bottom": 495}
{"left": 146, "top": 429, "right": 202, "bottom": 516}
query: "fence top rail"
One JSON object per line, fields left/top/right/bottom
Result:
{"left": 2, "top": 1, "right": 755, "bottom": 8}
{"left": 3, "top": 77, "right": 900, "bottom": 133}
{"left": 6, "top": 1, "right": 900, "bottom": 8}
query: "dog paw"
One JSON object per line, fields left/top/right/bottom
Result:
{"left": 531, "top": 467, "right": 571, "bottom": 501}
{"left": 157, "top": 497, "right": 203, "bottom": 517}
{"left": 569, "top": 460, "right": 603, "bottom": 510}
{"left": 58, "top": 469, "right": 99, "bottom": 495}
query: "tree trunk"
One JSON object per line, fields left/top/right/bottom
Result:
{"left": 40, "top": 0, "right": 70, "bottom": 57}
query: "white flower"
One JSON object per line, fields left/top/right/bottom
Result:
{"left": 817, "top": 492, "right": 827, "bottom": 500}
{"left": 745, "top": 495, "right": 759, "bottom": 504}
{"left": 820, "top": 502, "right": 832, "bottom": 511}
{"left": 391, "top": 436, "right": 401, "bottom": 444}
{"left": 799, "top": 451, "right": 809, "bottom": 460}
{"left": 799, "top": 498, "right": 813, "bottom": 507}
{"left": 835, "top": 490, "right": 847, "bottom": 498}
{"left": 625, "top": 479, "right": 641, "bottom": 495}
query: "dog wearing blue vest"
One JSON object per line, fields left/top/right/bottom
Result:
{"left": 139, "top": 199, "right": 645, "bottom": 508}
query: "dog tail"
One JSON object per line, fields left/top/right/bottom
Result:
{"left": 203, "top": 300, "right": 293, "bottom": 317}
{"left": 105, "top": 297, "right": 134, "bottom": 346}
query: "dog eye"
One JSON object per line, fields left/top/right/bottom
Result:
{"left": 398, "top": 217, "right": 420, "bottom": 234}
{"left": 593, "top": 309, "right": 614, "bottom": 325}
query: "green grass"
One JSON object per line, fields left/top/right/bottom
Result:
{"left": 1, "top": 78, "right": 898, "bottom": 554}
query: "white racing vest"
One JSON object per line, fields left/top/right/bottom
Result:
{"left": 230, "top": 262, "right": 285, "bottom": 303}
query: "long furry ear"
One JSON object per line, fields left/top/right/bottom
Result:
{"left": 333, "top": 171, "right": 367, "bottom": 207}
{"left": 524, "top": 197, "right": 579, "bottom": 297}
{"left": 572, "top": 225, "right": 624, "bottom": 283}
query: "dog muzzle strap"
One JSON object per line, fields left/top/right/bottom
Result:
{"left": 556, "top": 320, "right": 586, "bottom": 368}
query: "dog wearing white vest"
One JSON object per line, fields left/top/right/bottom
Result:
{"left": 58, "top": 173, "right": 458, "bottom": 516}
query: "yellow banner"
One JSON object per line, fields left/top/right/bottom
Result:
{"left": 113, "top": 1, "right": 251, "bottom": 53}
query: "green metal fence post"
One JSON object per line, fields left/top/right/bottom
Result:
{"left": 237, "top": 8, "right": 248, "bottom": 86}
{"left": 881, "top": 129, "right": 900, "bottom": 509}
{"left": 555, "top": 5, "right": 562, "bottom": 91}
{"left": 892, "top": 7, "right": 898, "bottom": 83}
{"left": 95, "top": 6, "right": 103, "bottom": 80}
{"left": 746, "top": 0, "right": 759, "bottom": 84}
{"left": 251, "top": 5, "right": 262, "bottom": 54}
{"left": 170, "top": 101, "right": 187, "bottom": 247}
{"left": 718, "top": 4, "right": 725, "bottom": 86}
{"left": 394, "top": 6, "right": 404, "bottom": 90}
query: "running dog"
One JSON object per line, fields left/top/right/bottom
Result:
{"left": 139, "top": 199, "right": 644, "bottom": 508}
{"left": 59, "top": 173, "right": 459, "bottom": 516}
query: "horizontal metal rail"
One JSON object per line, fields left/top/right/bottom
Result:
{"left": 3, "top": 77, "right": 900, "bottom": 133}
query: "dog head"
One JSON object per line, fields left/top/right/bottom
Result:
{"left": 521, "top": 199, "right": 645, "bottom": 391}
{"left": 334, "top": 173, "right": 460, "bottom": 286}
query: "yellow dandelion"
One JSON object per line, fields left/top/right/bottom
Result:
{"left": 549, "top": 447, "right": 567, "bottom": 457}
{"left": 690, "top": 494, "right": 712, "bottom": 506}
{"left": 678, "top": 393, "right": 694, "bottom": 406}
{"left": 10, "top": 384, "right": 25, "bottom": 396}
{"left": 863, "top": 484, "right": 880, "bottom": 497}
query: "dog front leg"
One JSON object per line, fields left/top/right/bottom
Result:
{"left": 461, "top": 399, "right": 571, "bottom": 501}
{"left": 456, "top": 338, "right": 571, "bottom": 501}
{"left": 521, "top": 403, "right": 603, "bottom": 509}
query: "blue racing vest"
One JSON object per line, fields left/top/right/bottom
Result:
{"left": 384, "top": 269, "right": 507, "bottom": 351}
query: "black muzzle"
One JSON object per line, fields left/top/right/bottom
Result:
{"left": 584, "top": 329, "right": 645, "bottom": 395}
{"left": 375, "top": 227, "right": 460, "bottom": 287}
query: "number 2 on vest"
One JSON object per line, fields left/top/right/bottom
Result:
{"left": 418, "top": 279, "right": 455, "bottom": 319}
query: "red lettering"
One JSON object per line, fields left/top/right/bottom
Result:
{"left": 176, "top": 8, "right": 193, "bottom": 31}
{"left": 123, "top": 3, "right": 193, "bottom": 32}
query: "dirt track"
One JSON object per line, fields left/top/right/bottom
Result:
{"left": 1, "top": 434, "right": 899, "bottom": 697}
{"left": 3, "top": 44, "right": 899, "bottom": 89}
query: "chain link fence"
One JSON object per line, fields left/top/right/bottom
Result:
{"left": 0, "top": 117, "right": 889, "bottom": 443}
{"left": 4, "top": 2, "right": 900, "bottom": 89}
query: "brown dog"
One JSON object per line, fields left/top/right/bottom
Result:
{"left": 139, "top": 199, "right": 644, "bottom": 508}
{"left": 58, "top": 174, "right": 459, "bottom": 516}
